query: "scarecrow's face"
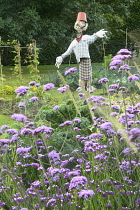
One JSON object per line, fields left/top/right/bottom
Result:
{"left": 74, "top": 20, "right": 88, "bottom": 33}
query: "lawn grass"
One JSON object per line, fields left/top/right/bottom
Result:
{"left": 0, "top": 115, "right": 15, "bottom": 127}
{"left": 1, "top": 63, "right": 104, "bottom": 85}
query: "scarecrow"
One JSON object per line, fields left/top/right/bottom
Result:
{"left": 55, "top": 12, "right": 107, "bottom": 92}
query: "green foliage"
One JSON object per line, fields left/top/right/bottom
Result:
{"left": 36, "top": 99, "right": 77, "bottom": 128}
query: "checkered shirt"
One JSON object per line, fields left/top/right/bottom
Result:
{"left": 61, "top": 34, "right": 98, "bottom": 63}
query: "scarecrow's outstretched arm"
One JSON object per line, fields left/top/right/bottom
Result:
{"left": 96, "top": 29, "right": 108, "bottom": 38}
{"left": 55, "top": 40, "right": 75, "bottom": 68}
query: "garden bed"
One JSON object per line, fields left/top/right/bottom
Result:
{"left": 0, "top": 50, "right": 140, "bottom": 210}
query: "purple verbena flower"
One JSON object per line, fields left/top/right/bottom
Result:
{"left": 89, "top": 133, "right": 103, "bottom": 139}
{"left": 57, "top": 85, "right": 69, "bottom": 93}
{"left": 43, "top": 83, "right": 55, "bottom": 91}
{"left": 18, "top": 102, "right": 26, "bottom": 107}
{"left": 47, "top": 198, "right": 56, "bottom": 207}
{"left": 135, "top": 198, "right": 140, "bottom": 204}
{"left": 117, "top": 49, "right": 132, "bottom": 55}
{"left": 105, "top": 204, "right": 112, "bottom": 208}
{"left": 16, "top": 147, "right": 33, "bottom": 154}
{"left": 129, "top": 128, "right": 140, "bottom": 141}
{"left": 100, "top": 122, "right": 112, "bottom": 131}
{"left": 119, "top": 64, "right": 131, "bottom": 71}
{"left": 15, "top": 86, "right": 29, "bottom": 96}
{"left": 126, "top": 106, "right": 139, "bottom": 114}
{"left": 122, "top": 147, "right": 131, "bottom": 154}
{"left": 107, "top": 129, "right": 117, "bottom": 136}
{"left": 88, "top": 96, "right": 106, "bottom": 103}
{"left": 119, "top": 86, "right": 126, "bottom": 90}
{"left": 0, "top": 139, "right": 11, "bottom": 144}
{"left": 94, "top": 153, "right": 108, "bottom": 161}
{"left": 73, "top": 127, "right": 81, "bottom": 131}
{"left": 78, "top": 189, "right": 95, "bottom": 199}
{"left": 31, "top": 180, "right": 41, "bottom": 188}
{"left": 47, "top": 167, "right": 61, "bottom": 176}
{"left": 67, "top": 170, "right": 80, "bottom": 178}
{"left": 11, "top": 113, "right": 27, "bottom": 122}
{"left": 91, "top": 107, "right": 97, "bottom": 111}
{"left": 106, "top": 191, "right": 114, "bottom": 195}
{"left": 135, "top": 102, "right": 140, "bottom": 108}
{"left": 111, "top": 54, "right": 126, "bottom": 60}
{"left": 65, "top": 67, "right": 77, "bottom": 75}
{"left": 0, "top": 202, "right": 5, "bottom": 207}
{"left": 73, "top": 118, "right": 82, "bottom": 123}
{"left": 36, "top": 83, "right": 41, "bottom": 87}
{"left": 128, "top": 75, "right": 139, "bottom": 81}
{"left": 20, "top": 128, "right": 33, "bottom": 136}
{"left": 1, "top": 124, "right": 8, "bottom": 130}
{"left": 53, "top": 106, "right": 59, "bottom": 110}
{"left": 34, "top": 125, "right": 53, "bottom": 134}
{"left": 111, "top": 105, "right": 120, "bottom": 110}
{"left": 29, "top": 81, "right": 36, "bottom": 86}
{"left": 109, "top": 84, "right": 119, "bottom": 89}
{"left": 120, "top": 161, "right": 131, "bottom": 171}
{"left": 110, "top": 112, "right": 119, "bottom": 116}
{"left": 110, "top": 60, "right": 122, "bottom": 66}
{"left": 78, "top": 93, "right": 85, "bottom": 99}
{"left": 29, "top": 96, "right": 38, "bottom": 102}
{"left": 11, "top": 134, "right": 19, "bottom": 142}
{"left": 69, "top": 176, "right": 88, "bottom": 190}
{"left": 118, "top": 113, "right": 135, "bottom": 124}
{"left": 98, "top": 78, "right": 109, "bottom": 83}
{"left": 108, "top": 89, "right": 115, "bottom": 92}
{"left": 110, "top": 66, "right": 117, "bottom": 70}
{"left": 48, "top": 150, "right": 60, "bottom": 161}
{"left": 6, "top": 129, "right": 18, "bottom": 135}
{"left": 59, "top": 120, "right": 73, "bottom": 127}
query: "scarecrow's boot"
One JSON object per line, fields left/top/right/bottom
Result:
{"left": 76, "top": 79, "right": 86, "bottom": 92}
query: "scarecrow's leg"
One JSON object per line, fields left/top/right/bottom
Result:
{"left": 76, "top": 79, "right": 86, "bottom": 92}
{"left": 79, "top": 79, "right": 86, "bottom": 91}
{"left": 86, "top": 78, "right": 91, "bottom": 91}
{"left": 87, "top": 78, "right": 96, "bottom": 92}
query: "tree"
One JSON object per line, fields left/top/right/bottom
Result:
{"left": 0, "top": 0, "right": 139, "bottom": 65}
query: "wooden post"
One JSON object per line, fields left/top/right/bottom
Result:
{"left": 18, "top": 41, "right": 22, "bottom": 83}
{"left": 0, "top": 36, "right": 3, "bottom": 84}
{"left": 34, "top": 39, "right": 37, "bottom": 71}
{"left": 125, "top": 28, "right": 128, "bottom": 49}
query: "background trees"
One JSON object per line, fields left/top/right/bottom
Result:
{"left": 0, "top": 0, "right": 139, "bottom": 65}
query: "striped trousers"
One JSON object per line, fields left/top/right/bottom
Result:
{"left": 79, "top": 58, "right": 92, "bottom": 80}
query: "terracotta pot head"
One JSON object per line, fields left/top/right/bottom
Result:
{"left": 74, "top": 12, "right": 88, "bottom": 33}
{"left": 76, "top": 12, "right": 87, "bottom": 22}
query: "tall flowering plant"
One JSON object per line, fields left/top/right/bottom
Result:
{"left": 12, "top": 40, "right": 23, "bottom": 83}
{"left": 109, "top": 49, "right": 140, "bottom": 90}
{"left": 25, "top": 39, "right": 40, "bottom": 81}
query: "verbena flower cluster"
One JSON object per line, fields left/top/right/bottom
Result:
{"left": 65, "top": 67, "right": 77, "bottom": 75}
{"left": 57, "top": 85, "right": 69, "bottom": 93}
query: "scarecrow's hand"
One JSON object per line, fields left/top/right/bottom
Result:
{"left": 96, "top": 29, "right": 108, "bottom": 38}
{"left": 55, "top": 56, "right": 63, "bottom": 68}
